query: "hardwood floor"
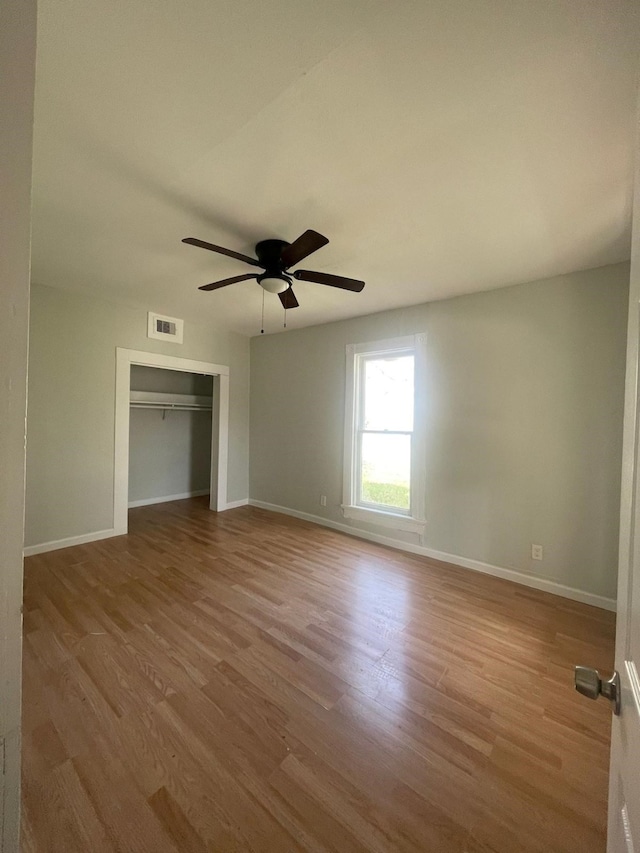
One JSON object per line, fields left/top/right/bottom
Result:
{"left": 22, "top": 498, "right": 615, "bottom": 852}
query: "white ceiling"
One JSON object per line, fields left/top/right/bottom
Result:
{"left": 32, "top": 0, "right": 640, "bottom": 336}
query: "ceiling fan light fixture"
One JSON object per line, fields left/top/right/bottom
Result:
{"left": 257, "top": 274, "right": 291, "bottom": 294}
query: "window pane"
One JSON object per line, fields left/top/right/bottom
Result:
{"left": 360, "top": 433, "right": 410, "bottom": 510}
{"left": 363, "top": 356, "right": 414, "bottom": 431}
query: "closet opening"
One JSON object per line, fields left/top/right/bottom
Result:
{"left": 113, "top": 349, "right": 230, "bottom": 535}
{"left": 128, "top": 365, "right": 214, "bottom": 509}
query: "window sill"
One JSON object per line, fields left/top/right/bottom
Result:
{"left": 341, "top": 505, "right": 426, "bottom": 534}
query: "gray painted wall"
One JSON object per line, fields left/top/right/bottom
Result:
{"left": 130, "top": 365, "right": 213, "bottom": 395}
{"left": 128, "top": 408, "right": 212, "bottom": 503}
{"left": 0, "top": 0, "right": 36, "bottom": 847}
{"left": 250, "top": 263, "right": 629, "bottom": 600}
{"left": 25, "top": 284, "right": 249, "bottom": 547}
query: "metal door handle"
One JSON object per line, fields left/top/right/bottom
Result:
{"left": 574, "top": 666, "right": 620, "bottom": 715}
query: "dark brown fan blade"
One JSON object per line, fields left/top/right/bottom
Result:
{"left": 183, "top": 237, "right": 261, "bottom": 267}
{"left": 293, "top": 269, "right": 365, "bottom": 292}
{"left": 280, "top": 230, "right": 329, "bottom": 268}
{"left": 198, "top": 274, "right": 258, "bottom": 291}
{"left": 278, "top": 287, "right": 299, "bottom": 309}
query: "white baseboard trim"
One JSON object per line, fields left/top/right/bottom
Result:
{"left": 223, "top": 498, "right": 249, "bottom": 510}
{"left": 26, "top": 495, "right": 250, "bottom": 556}
{"left": 249, "top": 500, "right": 616, "bottom": 612}
{"left": 23, "top": 528, "right": 119, "bottom": 557}
{"left": 128, "top": 489, "right": 210, "bottom": 508}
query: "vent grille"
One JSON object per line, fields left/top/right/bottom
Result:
{"left": 147, "top": 312, "right": 183, "bottom": 344}
{"left": 156, "top": 319, "right": 176, "bottom": 335}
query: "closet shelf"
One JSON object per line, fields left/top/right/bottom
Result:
{"left": 129, "top": 390, "right": 213, "bottom": 412}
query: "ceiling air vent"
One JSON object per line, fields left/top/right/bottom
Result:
{"left": 147, "top": 312, "right": 183, "bottom": 344}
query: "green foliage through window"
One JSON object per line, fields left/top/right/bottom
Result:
{"left": 361, "top": 480, "right": 410, "bottom": 510}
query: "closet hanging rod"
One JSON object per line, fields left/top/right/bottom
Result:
{"left": 129, "top": 390, "right": 212, "bottom": 411}
{"left": 129, "top": 402, "right": 212, "bottom": 412}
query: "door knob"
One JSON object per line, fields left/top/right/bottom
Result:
{"left": 574, "top": 666, "right": 620, "bottom": 715}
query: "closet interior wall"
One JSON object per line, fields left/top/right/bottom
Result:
{"left": 128, "top": 365, "right": 214, "bottom": 507}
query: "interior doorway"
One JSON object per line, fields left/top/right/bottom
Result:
{"left": 113, "top": 348, "right": 230, "bottom": 535}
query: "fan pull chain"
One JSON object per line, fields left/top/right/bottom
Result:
{"left": 260, "top": 288, "right": 265, "bottom": 334}
{"left": 284, "top": 305, "right": 287, "bottom": 329}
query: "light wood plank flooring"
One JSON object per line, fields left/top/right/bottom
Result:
{"left": 22, "top": 498, "right": 615, "bottom": 852}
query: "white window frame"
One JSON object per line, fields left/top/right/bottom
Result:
{"left": 342, "top": 334, "right": 427, "bottom": 534}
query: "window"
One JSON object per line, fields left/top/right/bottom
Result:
{"left": 343, "top": 335, "right": 426, "bottom": 533}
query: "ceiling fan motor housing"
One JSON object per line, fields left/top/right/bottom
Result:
{"left": 255, "top": 239, "right": 293, "bottom": 293}
{"left": 255, "top": 239, "right": 290, "bottom": 271}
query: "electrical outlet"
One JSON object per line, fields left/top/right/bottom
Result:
{"left": 531, "top": 544, "right": 543, "bottom": 561}
{"left": 320, "top": 495, "right": 327, "bottom": 507}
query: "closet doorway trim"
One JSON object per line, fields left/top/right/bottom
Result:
{"left": 114, "top": 348, "right": 230, "bottom": 535}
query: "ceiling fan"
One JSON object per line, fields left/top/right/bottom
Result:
{"left": 182, "top": 229, "right": 365, "bottom": 310}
